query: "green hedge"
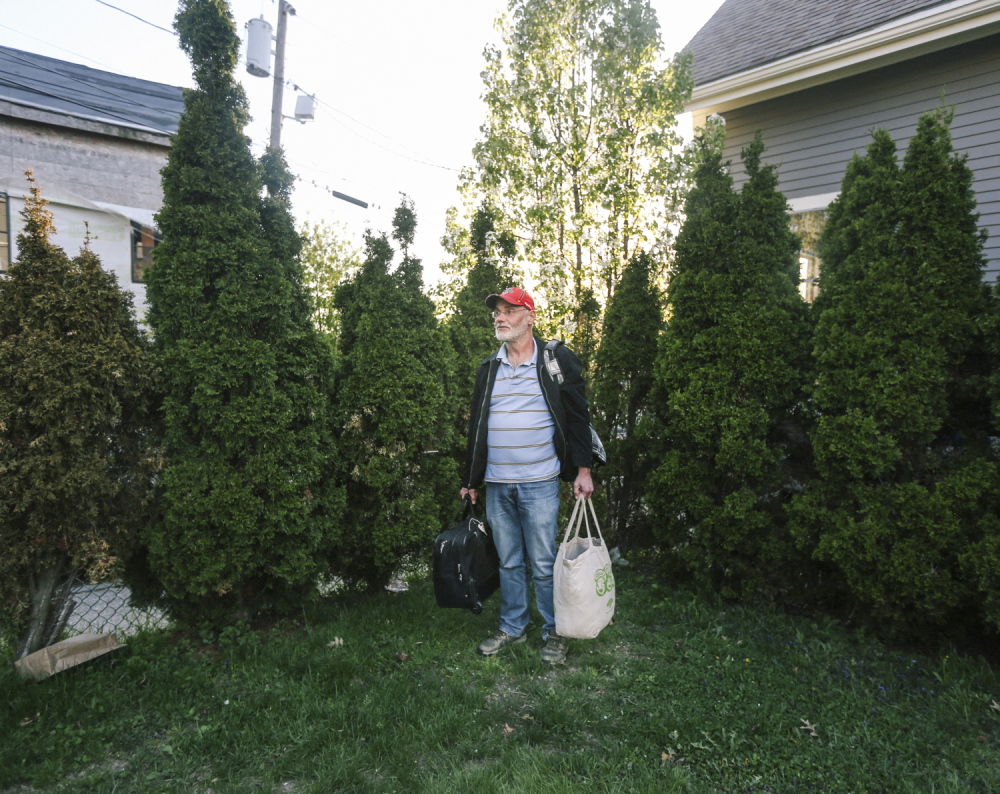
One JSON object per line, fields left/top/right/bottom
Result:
{"left": 331, "top": 202, "right": 457, "bottom": 590}
{"left": 788, "top": 110, "right": 995, "bottom": 633}
{"left": 142, "top": 0, "right": 339, "bottom": 622}
{"left": 646, "top": 134, "right": 812, "bottom": 599}
{"left": 627, "top": 110, "right": 1000, "bottom": 638}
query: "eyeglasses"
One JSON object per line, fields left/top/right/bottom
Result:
{"left": 491, "top": 307, "right": 527, "bottom": 320}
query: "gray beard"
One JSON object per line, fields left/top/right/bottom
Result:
{"left": 495, "top": 325, "right": 528, "bottom": 344}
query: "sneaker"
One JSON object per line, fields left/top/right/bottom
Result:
{"left": 540, "top": 633, "right": 569, "bottom": 665}
{"left": 477, "top": 630, "right": 526, "bottom": 656}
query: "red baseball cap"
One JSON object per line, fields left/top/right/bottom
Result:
{"left": 485, "top": 287, "right": 535, "bottom": 312}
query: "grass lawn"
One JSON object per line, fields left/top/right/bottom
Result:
{"left": 3, "top": 566, "right": 1000, "bottom": 793}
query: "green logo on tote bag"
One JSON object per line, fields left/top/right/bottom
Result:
{"left": 594, "top": 564, "right": 614, "bottom": 597}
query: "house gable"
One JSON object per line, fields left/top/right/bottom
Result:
{"left": 683, "top": 0, "right": 1000, "bottom": 280}
{"left": 686, "top": 0, "right": 1000, "bottom": 114}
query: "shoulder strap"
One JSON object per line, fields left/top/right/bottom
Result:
{"left": 543, "top": 339, "right": 564, "bottom": 385}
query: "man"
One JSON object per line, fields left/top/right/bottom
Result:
{"left": 461, "top": 287, "right": 594, "bottom": 666}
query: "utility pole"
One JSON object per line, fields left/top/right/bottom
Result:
{"left": 269, "top": 0, "right": 295, "bottom": 150}
{"left": 247, "top": 5, "right": 366, "bottom": 208}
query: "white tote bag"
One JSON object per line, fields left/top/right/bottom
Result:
{"left": 553, "top": 496, "right": 616, "bottom": 639}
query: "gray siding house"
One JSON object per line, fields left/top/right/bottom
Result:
{"left": 684, "top": 0, "right": 1000, "bottom": 292}
{"left": 0, "top": 45, "right": 184, "bottom": 315}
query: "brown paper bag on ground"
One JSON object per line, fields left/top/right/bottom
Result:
{"left": 14, "top": 633, "right": 122, "bottom": 681}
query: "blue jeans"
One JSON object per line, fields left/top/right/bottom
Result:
{"left": 486, "top": 478, "right": 561, "bottom": 639}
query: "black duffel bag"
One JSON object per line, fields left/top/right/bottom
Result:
{"left": 433, "top": 496, "right": 500, "bottom": 614}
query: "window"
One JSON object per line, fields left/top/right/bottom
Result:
{"left": 798, "top": 253, "right": 820, "bottom": 303}
{"left": 0, "top": 194, "right": 10, "bottom": 273}
{"left": 131, "top": 221, "right": 160, "bottom": 283}
{"left": 788, "top": 210, "right": 827, "bottom": 302}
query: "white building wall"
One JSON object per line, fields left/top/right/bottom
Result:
{"left": 5, "top": 195, "right": 146, "bottom": 320}
{"left": 0, "top": 110, "right": 171, "bottom": 317}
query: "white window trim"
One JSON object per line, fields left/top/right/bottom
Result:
{"left": 788, "top": 193, "right": 839, "bottom": 214}
{"left": 0, "top": 192, "right": 9, "bottom": 273}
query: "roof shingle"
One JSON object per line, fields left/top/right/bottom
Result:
{"left": 0, "top": 45, "right": 184, "bottom": 136}
{"left": 686, "top": 0, "right": 953, "bottom": 85}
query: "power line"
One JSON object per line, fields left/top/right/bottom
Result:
{"left": 247, "top": 139, "right": 373, "bottom": 210}
{"left": 285, "top": 11, "right": 351, "bottom": 48}
{"left": 9, "top": 4, "right": 459, "bottom": 180}
{"left": 92, "top": 1, "right": 461, "bottom": 175}
{"left": 281, "top": 76, "right": 459, "bottom": 171}
{"left": 315, "top": 102, "right": 460, "bottom": 173}
{"left": 313, "top": 94, "right": 444, "bottom": 163}
{"left": 0, "top": 24, "right": 121, "bottom": 73}
{"left": 91, "top": 0, "right": 176, "bottom": 36}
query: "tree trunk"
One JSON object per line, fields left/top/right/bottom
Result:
{"left": 45, "top": 574, "right": 77, "bottom": 648}
{"left": 16, "top": 552, "right": 76, "bottom": 660}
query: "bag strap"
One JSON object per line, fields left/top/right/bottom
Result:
{"left": 452, "top": 494, "right": 482, "bottom": 524}
{"left": 560, "top": 496, "right": 606, "bottom": 546}
{"left": 544, "top": 340, "right": 606, "bottom": 470}
{"left": 561, "top": 496, "right": 583, "bottom": 545}
{"left": 543, "top": 339, "right": 564, "bottom": 385}
{"left": 578, "top": 496, "right": 604, "bottom": 545}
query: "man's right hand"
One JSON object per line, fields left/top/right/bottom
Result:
{"left": 460, "top": 487, "right": 477, "bottom": 504}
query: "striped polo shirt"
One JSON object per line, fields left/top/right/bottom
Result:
{"left": 484, "top": 340, "right": 560, "bottom": 483}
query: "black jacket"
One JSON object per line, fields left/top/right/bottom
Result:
{"left": 463, "top": 337, "right": 592, "bottom": 487}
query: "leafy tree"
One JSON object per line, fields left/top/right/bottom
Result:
{"left": 299, "top": 218, "right": 361, "bottom": 341}
{"left": 0, "top": 175, "right": 157, "bottom": 657}
{"left": 790, "top": 111, "right": 993, "bottom": 630}
{"left": 468, "top": 0, "right": 693, "bottom": 323}
{"left": 428, "top": 207, "right": 476, "bottom": 318}
{"left": 647, "top": 134, "right": 812, "bottom": 598}
{"left": 591, "top": 250, "right": 662, "bottom": 549}
{"left": 142, "top": 0, "right": 338, "bottom": 622}
{"left": 332, "top": 200, "right": 458, "bottom": 589}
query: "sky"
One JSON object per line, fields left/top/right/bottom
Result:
{"left": 1, "top": 0, "right": 726, "bottom": 282}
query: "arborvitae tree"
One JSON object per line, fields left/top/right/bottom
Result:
{"left": 647, "top": 134, "right": 812, "bottom": 598}
{"left": 332, "top": 201, "right": 458, "bottom": 589}
{"left": 143, "top": 0, "right": 337, "bottom": 621}
{"left": 258, "top": 146, "right": 344, "bottom": 582}
{"left": 568, "top": 287, "right": 603, "bottom": 380}
{"left": 898, "top": 110, "right": 992, "bottom": 439}
{"left": 591, "top": 250, "right": 662, "bottom": 549}
{"left": 790, "top": 111, "right": 994, "bottom": 630}
{"left": 646, "top": 146, "right": 738, "bottom": 587}
{"left": 0, "top": 175, "right": 157, "bottom": 657}
{"left": 963, "top": 304, "right": 1000, "bottom": 630}
{"left": 445, "top": 204, "right": 518, "bottom": 440}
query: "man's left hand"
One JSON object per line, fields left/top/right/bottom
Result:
{"left": 574, "top": 467, "right": 594, "bottom": 499}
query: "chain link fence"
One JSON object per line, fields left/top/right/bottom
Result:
{"left": 66, "top": 580, "right": 170, "bottom": 638}
{"left": 2, "top": 580, "right": 170, "bottom": 661}
{"left": 23, "top": 557, "right": 431, "bottom": 649}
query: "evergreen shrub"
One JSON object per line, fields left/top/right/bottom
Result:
{"left": 789, "top": 110, "right": 995, "bottom": 632}
{"left": 444, "top": 204, "right": 518, "bottom": 449}
{"left": 591, "top": 250, "right": 663, "bottom": 549}
{"left": 0, "top": 175, "right": 157, "bottom": 657}
{"left": 647, "top": 134, "right": 812, "bottom": 599}
{"left": 332, "top": 201, "right": 458, "bottom": 589}
{"left": 141, "top": 0, "right": 339, "bottom": 622}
